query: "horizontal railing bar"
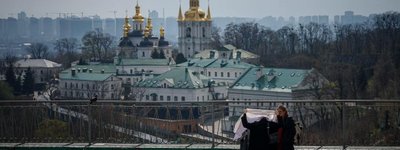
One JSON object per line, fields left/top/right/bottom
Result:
{"left": 0, "top": 99, "right": 399, "bottom": 104}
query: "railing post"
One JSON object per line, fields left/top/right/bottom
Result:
{"left": 342, "top": 102, "right": 346, "bottom": 149}
{"left": 212, "top": 103, "right": 215, "bottom": 148}
{"left": 88, "top": 104, "right": 92, "bottom": 145}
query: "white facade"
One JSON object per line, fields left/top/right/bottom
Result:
{"left": 178, "top": 21, "right": 212, "bottom": 58}
{"left": 131, "top": 68, "right": 228, "bottom": 101}
{"left": 227, "top": 67, "right": 328, "bottom": 116}
{"left": 59, "top": 74, "right": 122, "bottom": 100}
{"left": 177, "top": 58, "right": 254, "bottom": 86}
{"left": 139, "top": 86, "right": 226, "bottom": 102}
{"left": 14, "top": 59, "right": 62, "bottom": 84}
{"left": 177, "top": 0, "right": 212, "bottom": 58}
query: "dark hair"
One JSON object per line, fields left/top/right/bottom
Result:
{"left": 277, "top": 105, "right": 288, "bottom": 116}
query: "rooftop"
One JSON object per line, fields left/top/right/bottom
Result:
{"left": 135, "top": 67, "right": 209, "bottom": 89}
{"left": 14, "top": 59, "right": 62, "bottom": 68}
{"left": 231, "top": 67, "right": 312, "bottom": 92}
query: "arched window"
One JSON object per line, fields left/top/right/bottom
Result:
{"left": 186, "top": 27, "right": 191, "bottom": 37}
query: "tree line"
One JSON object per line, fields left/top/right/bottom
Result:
{"left": 217, "top": 11, "right": 400, "bottom": 99}
{"left": 0, "top": 30, "right": 116, "bottom": 99}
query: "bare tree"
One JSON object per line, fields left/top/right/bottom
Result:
{"left": 26, "top": 43, "right": 49, "bottom": 59}
{"left": 210, "top": 26, "right": 223, "bottom": 49}
{"left": 53, "top": 38, "right": 80, "bottom": 68}
{"left": 81, "top": 30, "right": 115, "bottom": 62}
{"left": 128, "top": 87, "right": 147, "bottom": 101}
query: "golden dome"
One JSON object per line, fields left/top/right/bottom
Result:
{"left": 144, "top": 27, "right": 149, "bottom": 38}
{"left": 160, "top": 26, "right": 165, "bottom": 37}
{"left": 133, "top": 1, "right": 144, "bottom": 22}
{"left": 146, "top": 17, "right": 153, "bottom": 31}
{"left": 184, "top": 8, "right": 206, "bottom": 21}
{"left": 123, "top": 15, "right": 131, "bottom": 37}
{"left": 178, "top": 0, "right": 211, "bottom": 21}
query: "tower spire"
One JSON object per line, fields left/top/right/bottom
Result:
{"left": 206, "top": 0, "right": 212, "bottom": 20}
{"left": 177, "top": 3, "right": 184, "bottom": 21}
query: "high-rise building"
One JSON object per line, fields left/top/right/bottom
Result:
{"left": 334, "top": 15, "right": 340, "bottom": 24}
{"left": 17, "top": 11, "right": 29, "bottom": 38}
{"left": 40, "top": 17, "right": 55, "bottom": 39}
{"left": 318, "top": 15, "right": 329, "bottom": 24}
{"left": 177, "top": 0, "right": 212, "bottom": 58}
{"left": 341, "top": 11, "right": 354, "bottom": 24}
{"left": 72, "top": 17, "right": 92, "bottom": 39}
{"left": 6, "top": 17, "right": 18, "bottom": 39}
{"left": 104, "top": 18, "right": 116, "bottom": 37}
{"left": 288, "top": 16, "right": 295, "bottom": 25}
{"left": 29, "top": 17, "right": 40, "bottom": 38}
{"left": 92, "top": 15, "right": 102, "bottom": 31}
{"left": 0, "top": 19, "right": 5, "bottom": 38}
{"left": 311, "top": 15, "right": 319, "bottom": 23}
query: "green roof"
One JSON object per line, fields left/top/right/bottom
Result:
{"left": 59, "top": 72, "right": 114, "bottom": 81}
{"left": 221, "top": 44, "right": 236, "bottom": 51}
{"left": 59, "top": 64, "right": 117, "bottom": 81}
{"left": 205, "top": 59, "right": 255, "bottom": 69}
{"left": 135, "top": 68, "right": 210, "bottom": 89}
{"left": 119, "top": 59, "right": 173, "bottom": 66}
{"left": 193, "top": 44, "right": 259, "bottom": 59}
{"left": 176, "top": 58, "right": 218, "bottom": 67}
{"left": 61, "top": 64, "right": 116, "bottom": 74}
{"left": 176, "top": 58, "right": 255, "bottom": 69}
{"left": 230, "top": 67, "right": 312, "bottom": 92}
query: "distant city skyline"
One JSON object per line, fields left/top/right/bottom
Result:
{"left": 1, "top": 0, "right": 400, "bottom": 19}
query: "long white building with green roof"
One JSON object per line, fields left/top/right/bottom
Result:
{"left": 193, "top": 44, "right": 260, "bottom": 64}
{"left": 132, "top": 67, "right": 227, "bottom": 102}
{"left": 115, "top": 58, "right": 175, "bottom": 85}
{"left": 58, "top": 64, "right": 122, "bottom": 100}
{"left": 176, "top": 58, "right": 255, "bottom": 86}
{"left": 228, "top": 67, "right": 329, "bottom": 116}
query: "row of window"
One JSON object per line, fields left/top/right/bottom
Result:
{"left": 63, "top": 91, "right": 116, "bottom": 99}
{"left": 144, "top": 95, "right": 211, "bottom": 101}
{"left": 206, "top": 71, "right": 241, "bottom": 78}
{"left": 16, "top": 69, "right": 51, "bottom": 75}
{"left": 63, "top": 82, "right": 116, "bottom": 90}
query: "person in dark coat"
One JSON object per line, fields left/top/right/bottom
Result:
{"left": 241, "top": 109, "right": 278, "bottom": 150}
{"left": 276, "top": 105, "right": 296, "bottom": 150}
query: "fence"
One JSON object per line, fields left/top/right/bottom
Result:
{"left": 0, "top": 100, "right": 399, "bottom": 148}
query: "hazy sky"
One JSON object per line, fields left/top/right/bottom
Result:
{"left": 1, "top": 0, "right": 400, "bottom": 19}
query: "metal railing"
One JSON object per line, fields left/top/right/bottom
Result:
{"left": 0, "top": 100, "right": 399, "bottom": 148}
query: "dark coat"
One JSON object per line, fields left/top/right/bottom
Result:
{"left": 241, "top": 113, "right": 278, "bottom": 150}
{"left": 277, "top": 116, "right": 296, "bottom": 150}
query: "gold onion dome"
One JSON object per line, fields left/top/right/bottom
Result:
{"left": 144, "top": 27, "right": 150, "bottom": 37}
{"left": 146, "top": 17, "right": 153, "bottom": 31}
{"left": 123, "top": 15, "right": 131, "bottom": 37}
{"left": 179, "top": 0, "right": 211, "bottom": 21}
{"left": 133, "top": 1, "right": 144, "bottom": 22}
{"left": 160, "top": 26, "right": 165, "bottom": 37}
